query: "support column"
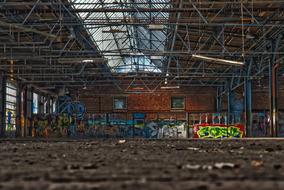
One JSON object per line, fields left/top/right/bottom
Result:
{"left": 38, "top": 93, "right": 43, "bottom": 114}
{"left": 269, "top": 36, "right": 282, "bottom": 137}
{"left": 244, "top": 58, "right": 253, "bottom": 137}
{"left": 22, "top": 86, "right": 27, "bottom": 137}
{"left": 269, "top": 62, "right": 279, "bottom": 137}
{"left": 15, "top": 83, "right": 22, "bottom": 137}
{"left": 244, "top": 78, "right": 252, "bottom": 137}
{"left": 0, "top": 72, "right": 6, "bottom": 136}
{"left": 227, "top": 80, "right": 233, "bottom": 124}
{"left": 46, "top": 95, "right": 51, "bottom": 114}
{"left": 186, "top": 112, "right": 190, "bottom": 138}
{"left": 216, "top": 86, "right": 222, "bottom": 113}
{"left": 26, "top": 86, "right": 33, "bottom": 136}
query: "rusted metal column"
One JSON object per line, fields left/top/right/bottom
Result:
{"left": 269, "top": 35, "right": 282, "bottom": 137}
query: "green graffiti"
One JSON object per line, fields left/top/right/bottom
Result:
{"left": 197, "top": 126, "right": 243, "bottom": 138}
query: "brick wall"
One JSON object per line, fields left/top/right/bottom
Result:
{"left": 76, "top": 88, "right": 217, "bottom": 114}
{"left": 75, "top": 87, "right": 284, "bottom": 114}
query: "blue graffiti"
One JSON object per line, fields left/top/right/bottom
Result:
{"left": 58, "top": 96, "right": 86, "bottom": 119}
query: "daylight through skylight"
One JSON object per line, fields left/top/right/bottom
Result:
{"left": 70, "top": 0, "right": 170, "bottom": 73}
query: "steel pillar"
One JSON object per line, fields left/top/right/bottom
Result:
{"left": 26, "top": 86, "right": 33, "bottom": 136}
{"left": 244, "top": 78, "right": 252, "bottom": 137}
{"left": 269, "top": 62, "right": 279, "bottom": 137}
{"left": 46, "top": 95, "right": 51, "bottom": 114}
{"left": 15, "top": 82, "right": 22, "bottom": 137}
{"left": 22, "top": 86, "right": 27, "bottom": 137}
{"left": 269, "top": 36, "right": 281, "bottom": 137}
{"left": 227, "top": 80, "right": 233, "bottom": 124}
{"left": 0, "top": 72, "right": 6, "bottom": 136}
{"left": 216, "top": 86, "right": 222, "bottom": 113}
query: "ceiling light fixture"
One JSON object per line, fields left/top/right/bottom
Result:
{"left": 132, "top": 87, "right": 144, "bottom": 90}
{"left": 82, "top": 59, "right": 94, "bottom": 63}
{"left": 161, "top": 86, "right": 180, "bottom": 89}
{"left": 150, "top": 55, "right": 163, "bottom": 60}
{"left": 148, "top": 24, "right": 164, "bottom": 30}
{"left": 58, "top": 58, "right": 106, "bottom": 63}
{"left": 191, "top": 54, "right": 244, "bottom": 66}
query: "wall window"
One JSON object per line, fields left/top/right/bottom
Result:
{"left": 113, "top": 97, "right": 127, "bottom": 110}
{"left": 43, "top": 97, "right": 47, "bottom": 114}
{"left": 52, "top": 101, "right": 56, "bottom": 113}
{"left": 6, "top": 82, "right": 17, "bottom": 131}
{"left": 32, "top": 93, "right": 39, "bottom": 114}
{"left": 171, "top": 97, "right": 185, "bottom": 110}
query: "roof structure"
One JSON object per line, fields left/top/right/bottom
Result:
{"left": 0, "top": 0, "right": 283, "bottom": 92}
{"left": 71, "top": 0, "right": 170, "bottom": 73}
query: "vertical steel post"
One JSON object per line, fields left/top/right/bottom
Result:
{"left": 46, "top": 95, "right": 51, "bottom": 114}
{"left": 269, "top": 62, "right": 279, "bottom": 137}
{"left": 227, "top": 80, "right": 233, "bottom": 124}
{"left": 0, "top": 72, "right": 6, "bottom": 137}
{"left": 23, "top": 86, "right": 27, "bottom": 137}
{"left": 244, "top": 78, "right": 252, "bottom": 137}
{"left": 244, "top": 58, "right": 253, "bottom": 137}
{"left": 269, "top": 36, "right": 281, "bottom": 137}
{"left": 26, "top": 86, "right": 33, "bottom": 136}
{"left": 216, "top": 86, "right": 222, "bottom": 113}
{"left": 16, "top": 82, "right": 22, "bottom": 137}
{"left": 186, "top": 112, "right": 189, "bottom": 138}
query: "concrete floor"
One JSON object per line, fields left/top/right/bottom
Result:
{"left": 0, "top": 139, "right": 284, "bottom": 190}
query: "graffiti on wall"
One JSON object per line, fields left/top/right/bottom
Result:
{"left": 31, "top": 113, "right": 187, "bottom": 139}
{"left": 252, "top": 112, "right": 269, "bottom": 137}
{"left": 58, "top": 96, "right": 86, "bottom": 119}
{"left": 194, "top": 124, "right": 245, "bottom": 138}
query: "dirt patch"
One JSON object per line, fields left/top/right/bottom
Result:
{"left": 0, "top": 139, "right": 284, "bottom": 190}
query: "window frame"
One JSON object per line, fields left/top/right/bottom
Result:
{"left": 32, "top": 92, "right": 39, "bottom": 114}
{"left": 171, "top": 96, "right": 185, "bottom": 110}
{"left": 113, "top": 96, "right": 127, "bottom": 110}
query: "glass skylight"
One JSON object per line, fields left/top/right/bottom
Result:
{"left": 70, "top": 0, "right": 170, "bottom": 73}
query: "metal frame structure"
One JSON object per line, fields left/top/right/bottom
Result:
{"left": 0, "top": 0, "right": 282, "bottom": 91}
{"left": 0, "top": 0, "right": 283, "bottom": 136}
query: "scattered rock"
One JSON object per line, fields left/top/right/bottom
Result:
{"left": 214, "top": 162, "right": 237, "bottom": 169}
{"left": 118, "top": 140, "right": 126, "bottom": 144}
{"left": 187, "top": 147, "right": 200, "bottom": 151}
{"left": 65, "top": 164, "right": 80, "bottom": 170}
{"left": 273, "top": 164, "right": 282, "bottom": 170}
{"left": 182, "top": 164, "right": 201, "bottom": 170}
{"left": 121, "top": 149, "right": 127, "bottom": 153}
{"left": 251, "top": 160, "right": 264, "bottom": 167}
{"left": 83, "top": 163, "right": 98, "bottom": 170}
{"left": 265, "top": 148, "right": 274, "bottom": 152}
{"left": 202, "top": 165, "right": 213, "bottom": 170}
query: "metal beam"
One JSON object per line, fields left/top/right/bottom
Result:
{"left": 0, "top": 20, "right": 57, "bottom": 39}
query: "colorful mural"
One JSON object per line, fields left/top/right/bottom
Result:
{"left": 252, "top": 112, "right": 269, "bottom": 137}
{"left": 30, "top": 113, "right": 188, "bottom": 139}
{"left": 58, "top": 96, "right": 86, "bottom": 119}
{"left": 28, "top": 110, "right": 250, "bottom": 139}
{"left": 193, "top": 124, "right": 245, "bottom": 138}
